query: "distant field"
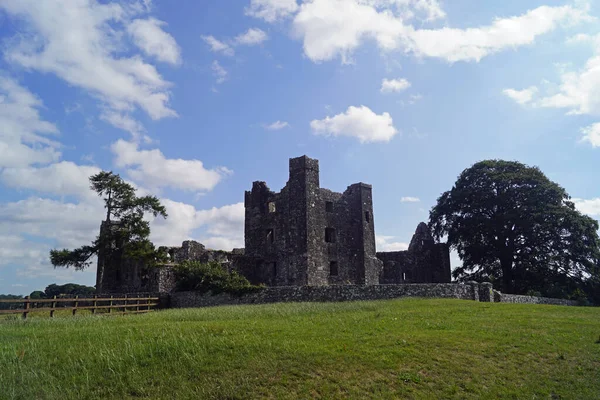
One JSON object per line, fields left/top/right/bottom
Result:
{"left": 1, "top": 298, "right": 599, "bottom": 399}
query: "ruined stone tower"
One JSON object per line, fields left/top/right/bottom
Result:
{"left": 97, "top": 155, "right": 451, "bottom": 293}
{"left": 244, "top": 155, "right": 382, "bottom": 286}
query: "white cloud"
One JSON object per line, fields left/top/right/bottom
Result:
{"left": 235, "top": 28, "right": 269, "bottom": 46}
{"left": 292, "top": 1, "right": 590, "bottom": 63}
{"left": 400, "top": 196, "right": 420, "bottom": 203}
{"left": 100, "top": 110, "right": 145, "bottom": 138}
{"left": 566, "top": 33, "right": 594, "bottom": 44}
{"left": 572, "top": 197, "right": 600, "bottom": 216}
{"left": 502, "top": 86, "right": 538, "bottom": 105}
{"left": 212, "top": 60, "right": 228, "bottom": 84}
{"left": 400, "top": 93, "right": 423, "bottom": 106}
{"left": 376, "top": 235, "right": 409, "bottom": 252}
{"left": 0, "top": 231, "right": 96, "bottom": 287}
{"left": 0, "top": 162, "right": 101, "bottom": 199}
{"left": 293, "top": 0, "right": 406, "bottom": 64}
{"left": 0, "top": 0, "right": 178, "bottom": 137}
{"left": 150, "top": 200, "right": 245, "bottom": 250}
{"left": 0, "top": 197, "right": 104, "bottom": 249}
{"left": 0, "top": 193, "right": 244, "bottom": 287}
{"left": 0, "top": 77, "right": 61, "bottom": 168}
{"left": 127, "top": 17, "right": 181, "bottom": 65}
{"left": 264, "top": 120, "right": 290, "bottom": 130}
{"left": 580, "top": 123, "right": 600, "bottom": 148}
{"left": 381, "top": 78, "right": 411, "bottom": 93}
{"left": 516, "top": 32, "right": 600, "bottom": 147}
{"left": 396, "top": 0, "right": 445, "bottom": 22}
{"left": 0, "top": 234, "right": 47, "bottom": 269}
{"left": 310, "top": 105, "right": 398, "bottom": 143}
{"left": 203, "top": 28, "right": 268, "bottom": 58}
{"left": 111, "top": 139, "right": 232, "bottom": 192}
{"left": 537, "top": 40, "right": 600, "bottom": 115}
{"left": 408, "top": 5, "right": 590, "bottom": 62}
{"left": 202, "top": 35, "right": 235, "bottom": 56}
{"left": 245, "top": 0, "right": 299, "bottom": 22}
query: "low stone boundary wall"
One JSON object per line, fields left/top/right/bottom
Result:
{"left": 170, "top": 282, "right": 581, "bottom": 308}
{"left": 171, "top": 283, "right": 478, "bottom": 308}
{"left": 497, "top": 293, "right": 578, "bottom": 306}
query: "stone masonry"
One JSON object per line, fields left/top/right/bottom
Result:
{"left": 377, "top": 222, "right": 451, "bottom": 284}
{"left": 244, "top": 155, "right": 382, "bottom": 286}
{"left": 96, "top": 155, "right": 452, "bottom": 292}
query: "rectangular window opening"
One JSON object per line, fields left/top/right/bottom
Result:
{"left": 330, "top": 261, "right": 338, "bottom": 276}
{"left": 325, "top": 227, "right": 336, "bottom": 243}
{"left": 365, "top": 211, "right": 371, "bottom": 223}
{"left": 325, "top": 201, "right": 334, "bottom": 212}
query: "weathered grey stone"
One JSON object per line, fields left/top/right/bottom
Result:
{"left": 479, "top": 282, "right": 494, "bottom": 302}
{"left": 467, "top": 281, "right": 480, "bottom": 301}
{"left": 497, "top": 293, "right": 578, "bottom": 306}
{"left": 100, "top": 155, "right": 582, "bottom": 312}
{"left": 243, "top": 156, "right": 382, "bottom": 286}
{"left": 170, "top": 282, "right": 581, "bottom": 308}
{"left": 171, "top": 283, "right": 476, "bottom": 308}
{"left": 377, "top": 223, "right": 451, "bottom": 285}
{"left": 493, "top": 290, "right": 502, "bottom": 303}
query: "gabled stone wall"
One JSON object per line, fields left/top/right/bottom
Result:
{"left": 377, "top": 223, "right": 451, "bottom": 284}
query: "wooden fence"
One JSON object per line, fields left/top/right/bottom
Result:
{"left": 0, "top": 295, "right": 160, "bottom": 319}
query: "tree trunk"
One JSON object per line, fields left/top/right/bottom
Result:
{"left": 500, "top": 254, "right": 513, "bottom": 293}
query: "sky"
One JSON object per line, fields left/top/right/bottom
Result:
{"left": 1, "top": 0, "right": 600, "bottom": 295}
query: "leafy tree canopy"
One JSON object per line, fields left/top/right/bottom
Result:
{"left": 429, "top": 160, "right": 600, "bottom": 300}
{"left": 42, "top": 283, "right": 96, "bottom": 298}
{"left": 50, "top": 171, "right": 168, "bottom": 271}
{"left": 29, "top": 291, "right": 46, "bottom": 299}
{"left": 0, "top": 294, "right": 24, "bottom": 310}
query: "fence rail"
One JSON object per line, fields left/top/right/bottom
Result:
{"left": 0, "top": 295, "right": 160, "bottom": 319}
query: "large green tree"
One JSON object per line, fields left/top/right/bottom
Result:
{"left": 50, "top": 171, "right": 168, "bottom": 271}
{"left": 429, "top": 160, "right": 600, "bottom": 299}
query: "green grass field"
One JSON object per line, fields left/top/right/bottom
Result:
{"left": 1, "top": 298, "right": 599, "bottom": 399}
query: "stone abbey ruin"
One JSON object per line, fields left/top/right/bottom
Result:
{"left": 96, "top": 155, "right": 451, "bottom": 294}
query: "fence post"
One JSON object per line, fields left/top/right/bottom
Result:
{"left": 124, "top": 294, "right": 128, "bottom": 314}
{"left": 91, "top": 295, "right": 97, "bottom": 315}
{"left": 72, "top": 295, "right": 79, "bottom": 316}
{"left": 22, "top": 296, "right": 29, "bottom": 320}
{"left": 50, "top": 295, "right": 57, "bottom": 318}
{"left": 109, "top": 295, "right": 113, "bottom": 314}
{"left": 136, "top": 297, "right": 140, "bottom": 313}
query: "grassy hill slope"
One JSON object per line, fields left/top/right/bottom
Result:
{"left": 1, "top": 298, "right": 599, "bottom": 399}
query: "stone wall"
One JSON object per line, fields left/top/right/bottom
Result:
{"left": 497, "top": 293, "right": 578, "bottom": 306}
{"left": 243, "top": 155, "right": 382, "bottom": 287}
{"left": 377, "top": 222, "right": 451, "bottom": 285}
{"left": 171, "top": 283, "right": 475, "bottom": 308}
{"left": 169, "top": 282, "right": 581, "bottom": 308}
{"left": 147, "top": 266, "right": 177, "bottom": 294}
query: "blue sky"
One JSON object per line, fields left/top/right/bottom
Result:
{"left": 1, "top": 0, "right": 600, "bottom": 295}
